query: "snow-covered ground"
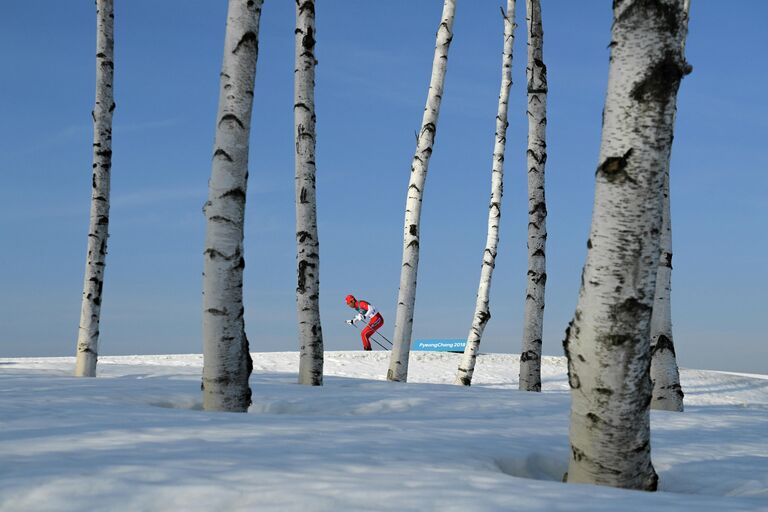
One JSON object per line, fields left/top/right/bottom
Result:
{"left": 1, "top": 351, "right": 766, "bottom": 511}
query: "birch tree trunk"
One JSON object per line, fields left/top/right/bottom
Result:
{"left": 650, "top": 0, "right": 689, "bottom": 413}
{"left": 563, "top": 0, "right": 690, "bottom": 490}
{"left": 519, "top": 0, "right": 548, "bottom": 392}
{"left": 202, "top": 0, "right": 263, "bottom": 412}
{"left": 295, "top": 0, "right": 323, "bottom": 386}
{"left": 75, "top": 0, "right": 115, "bottom": 378}
{"left": 455, "top": 0, "right": 515, "bottom": 387}
{"left": 649, "top": 173, "right": 684, "bottom": 410}
{"left": 388, "top": 0, "right": 456, "bottom": 383}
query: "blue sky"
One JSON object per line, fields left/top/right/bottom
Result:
{"left": 1, "top": 1, "right": 766, "bottom": 374}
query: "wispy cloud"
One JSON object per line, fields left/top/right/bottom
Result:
{"left": 113, "top": 118, "right": 179, "bottom": 134}
{"left": 111, "top": 186, "right": 205, "bottom": 209}
{"left": 15, "top": 118, "right": 180, "bottom": 158}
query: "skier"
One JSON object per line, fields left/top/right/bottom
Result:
{"left": 345, "top": 294, "right": 384, "bottom": 351}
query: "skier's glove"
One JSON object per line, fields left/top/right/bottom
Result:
{"left": 354, "top": 314, "right": 364, "bottom": 323}
{"left": 345, "top": 319, "right": 355, "bottom": 326}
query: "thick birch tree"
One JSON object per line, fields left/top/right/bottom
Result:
{"left": 295, "top": 0, "right": 323, "bottom": 386}
{"left": 519, "top": 0, "right": 548, "bottom": 392}
{"left": 563, "top": 0, "right": 690, "bottom": 490}
{"left": 650, "top": 0, "right": 690, "bottom": 412}
{"left": 75, "top": 0, "right": 115, "bottom": 378}
{"left": 455, "top": 0, "right": 516, "bottom": 387}
{"left": 388, "top": 0, "right": 456, "bottom": 383}
{"left": 202, "top": 0, "right": 263, "bottom": 412}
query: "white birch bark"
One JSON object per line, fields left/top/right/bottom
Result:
{"left": 650, "top": 0, "right": 690, "bottom": 412}
{"left": 295, "top": 0, "right": 323, "bottom": 386}
{"left": 649, "top": 173, "right": 684, "bottom": 410}
{"left": 388, "top": 0, "right": 456, "bottom": 383}
{"left": 75, "top": 0, "right": 115, "bottom": 378}
{"left": 455, "top": 0, "right": 515, "bottom": 387}
{"left": 202, "top": 0, "right": 263, "bottom": 412}
{"left": 519, "top": 0, "right": 548, "bottom": 392}
{"left": 563, "top": 0, "right": 690, "bottom": 490}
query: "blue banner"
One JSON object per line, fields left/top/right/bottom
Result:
{"left": 412, "top": 339, "right": 466, "bottom": 352}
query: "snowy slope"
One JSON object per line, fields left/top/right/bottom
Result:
{"left": 1, "top": 352, "right": 766, "bottom": 511}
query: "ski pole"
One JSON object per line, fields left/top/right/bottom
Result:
{"left": 371, "top": 338, "right": 389, "bottom": 351}
{"left": 349, "top": 322, "right": 389, "bottom": 351}
{"left": 372, "top": 331, "right": 393, "bottom": 347}
{"left": 364, "top": 324, "right": 392, "bottom": 347}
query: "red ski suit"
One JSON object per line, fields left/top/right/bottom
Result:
{"left": 350, "top": 300, "right": 383, "bottom": 351}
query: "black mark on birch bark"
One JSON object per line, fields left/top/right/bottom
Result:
{"left": 597, "top": 148, "right": 634, "bottom": 183}
{"left": 219, "top": 114, "right": 244, "bottom": 129}
{"left": 651, "top": 334, "right": 676, "bottom": 356}
{"left": 233, "top": 32, "right": 258, "bottom": 55}
{"left": 298, "top": 1, "right": 315, "bottom": 16}
{"left": 213, "top": 149, "right": 233, "bottom": 161}
{"left": 302, "top": 27, "right": 316, "bottom": 50}
{"left": 297, "top": 259, "right": 314, "bottom": 294}
{"left": 631, "top": 52, "right": 686, "bottom": 107}
{"left": 616, "top": 0, "right": 680, "bottom": 35}
{"left": 221, "top": 188, "right": 246, "bottom": 202}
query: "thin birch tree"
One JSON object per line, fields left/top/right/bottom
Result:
{"left": 388, "top": 0, "right": 456, "bottom": 383}
{"left": 295, "top": 0, "right": 323, "bottom": 386}
{"left": 455, "top": 0, "right": 516, "bottom": 386}
{"left": 563, "top": 0, "right": 690, "bottom": 490}
{"left": 202, "top": 0, "right": 263, "bottom": 412}
{"left": 75, "top": 0, "right": 115, "bottom": 378}
{"left": 519, "top": 0, "right": 548, "bottom": 392}
{"left": 650, "top": 0, "right": 690, "bottom": 412}
{"left": 649, "top": 173, "right": 684, "bottom": 411}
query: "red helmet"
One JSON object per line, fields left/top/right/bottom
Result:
{"left": 345, "top": 294, "right": 356, "bottom": 305}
